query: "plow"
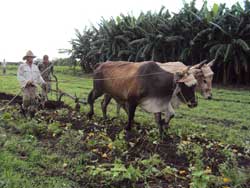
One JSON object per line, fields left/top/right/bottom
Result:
{"left": 50, "top": 73, "right": 87, "bottom": 111}
{"left": 0, "top": 72, "right": 87, "bottom": 112}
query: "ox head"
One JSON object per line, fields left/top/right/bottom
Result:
{"left": 175, "top": 67, "right": 198, "bottom": 108}
{"left": 190, "top": 59, "right": 215, "bottom": 100}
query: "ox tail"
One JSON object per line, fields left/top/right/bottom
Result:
{"left": 93, "top": 63, "right": 101, "bottom": 70}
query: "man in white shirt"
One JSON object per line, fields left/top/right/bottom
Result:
{"left": 17, "top": 50, "right": 46, "bottom": 117}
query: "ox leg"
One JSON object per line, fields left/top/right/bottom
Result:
{"left": 87, "top": 89, "right": 103, "bottom": 119}
{"left": 125, "top": 102, "right": 137, "bottom": 131}
{"left": 154, "top": 112, "right": 169, "bottom": 139}
{"left": 154, "top": 104, "right": 175, "bottom": 138}
{"left": 154, "top": 112, "right": 164, "bottom": 138}
{"left": 117, "top": 102, "right": 129, "bottom": 116}
{"left": 101, "top": 94, "right": 112, "bottom": 119}
{"left": 164, "top": 103, "right": 175, "bottom": 128}
{"left": 116, "top": 103, "right": 121, "bottom": 116}
{"left": 123, "top": 103, "right": 129, "bottom": 115}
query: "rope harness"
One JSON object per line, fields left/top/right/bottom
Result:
{"left": 0, "top": 63, "right": 196, "bottom": 111}
{"left": 177, "top": 86, "right": 197, "bottom": 106}
{"left": 0, "top": 63, "right": 55, "bottom": 112}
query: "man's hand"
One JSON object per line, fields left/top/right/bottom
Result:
{"left": 25, "top": 80, "right": 34, "bottom": 87}
{"left": 42, "top": 83, "right": 47, "bottom": 90}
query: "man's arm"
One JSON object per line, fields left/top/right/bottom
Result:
{"left": 38, "top": 70, "right": 46, "bottom": 85}
{"left": 51, "top": 65, "right": 54, "bottom": 74}
{"left": 49, "top": 62, "right": 54, "bottom": 75}
{"left": 38, "top": 63, "right": 43, "bottom": 71}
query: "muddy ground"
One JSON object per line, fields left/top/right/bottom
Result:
{"left": 0, "top": 92, "right": 250, "bottom": 187}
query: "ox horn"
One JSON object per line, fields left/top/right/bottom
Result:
{"left": 190, "top": 59, "right": 207, "bottom": 69}
{"left": 198, "top": 59, "right": 208, "bottom": 68}
{"left": 207, "top": 59, "right": 215, "bottom": 67}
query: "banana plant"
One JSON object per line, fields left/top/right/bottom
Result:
{"left": 67, "top": 0, "right": 250, "bottom": 84}
{"left": 190, "top": 1, "right": 250, "bottom": 84}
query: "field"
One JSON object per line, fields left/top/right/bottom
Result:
{"left": 0, "top": 65, "right": 250, "bottom": 188}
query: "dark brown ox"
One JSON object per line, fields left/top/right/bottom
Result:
{"left": 87, "top": 61, "right": 197, "bottom": 136}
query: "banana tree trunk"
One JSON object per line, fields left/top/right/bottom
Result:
{"left": 223, "top": 63, "right": 227, "bottom": 85}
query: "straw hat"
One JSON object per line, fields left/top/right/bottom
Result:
{"left": 23, "top": 50, "right": 36, "bottom": 60}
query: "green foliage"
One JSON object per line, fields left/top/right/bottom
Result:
{"left": 177, "top": 140, "right": 214, "bottom": 188}
{"left": 86, "top": 160, "right": 143, "bottom": 184}
{"left": 110, "top": 160, "right": 142, "bottom": 182}
{"left": 52, "top": 57, "right": 73, "bottom": 66}
{"left": 140, "top": 154, "right": 162, "bottom": 166}
{"left": 112, "top": 130, "right": 127, "bottom": 154}
{"left": 190, "top": 167, "right": 213, "bottom": 188}
{"left": 66, "top": 0, "right": 250, "bottom": 84}
{"left": 140, "top": 154, "right": 163, "bottom": 177}
{"left": 177, "top": 139, "right": 203, "bottom": 162}
{"left": 2, "top": 112, "right": 12, "bottom": 120}
{"left": 219, "top": 156, "right": 250, "bottom": 187}
{"left": 147, "top": 128, "right": 160, "bottom": 143}
{"left": 56, "top": 129, "right": 84, "bottom": 156}
{"left": 48, "top": 121, "right": 63, "bottom": 136}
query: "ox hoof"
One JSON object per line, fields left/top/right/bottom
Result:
{"left": 102, "top": 115, "right": 108, "bottom": 120}
{"left": 125, "top": 125, "right": 131, "bottom": 131}
{"left": 87, "top": 112, "right": 93, "bottom": 120}
{"left": 163, "top": 123, "right": 170, "bottom": 129}
{"left": 111, "top": 117, "right": 118, "bottom": 121}
{"left": 159, "top": 129, "right": 168, "bottom": 140}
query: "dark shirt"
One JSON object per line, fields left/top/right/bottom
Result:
{"left": 38, "top": 62, "right": 53, "bottom": 81}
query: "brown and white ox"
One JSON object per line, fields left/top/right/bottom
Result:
{"left": 114, "top": 59, "right": 214, "bottom": 115}
{"left": 159, "top": 60, "right": 215, "bottom": 99}
{"left": 87, "top": 61, "right": 198, "bottom": 136}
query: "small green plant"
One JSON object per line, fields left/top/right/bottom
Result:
{"left": 19, "top": 120, "right": 48, "bottom": 137}
{"left": 177, "top": 139, "right": 215, "bottom": 188}
{"left": 85, "top": 131, "right": 112, "bottom": 151}
{"left": 219, "top": 158, "right": 250, "bottom": 187}
{"left": 140, "top": 154, "right": 163, "bottom": 178}
{"left": 0, "top": 128, "right": 7, "bottom": 146}
{"left": 189, "top": 165, "right": 214, "bottom": 188}
{"left": 48, "top": 121, "right": 63, "bottom": 136}
{"left": 57, "top": 129, "right": 83, "bottom": 155}
{"left": 147, "top": 128, "right": 160, "bottom": 143}
{"left": 112, "top": 130, "right": 127, "bottom": 154}
{"left": 87, "top": 164, "right": 110, "bottom": 178}
{"left": 86, "top": 159, "right": 142, "bottom": 184}
{"left": 56, "top": 108, "right": 69, "bottom": 116}
{"left": 177, "top": 139, "right": 203, "bottom": 163}
{"left": 2, "top": 112, "right": 12, "bottom": 120}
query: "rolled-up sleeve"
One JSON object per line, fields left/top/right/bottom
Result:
{"left": 36, "top": 67, "right": 45, "bottom": 85}
{"left": 17, "top": 65, "right": 27, "bottom": 88}
{"left": 38, "top": 73, "right": 45, "bottom": 85}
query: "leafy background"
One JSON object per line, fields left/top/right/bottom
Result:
{"left": 61, "top": 0, "right": 250, "bottom": 85}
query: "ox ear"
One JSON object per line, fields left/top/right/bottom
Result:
{"left": 175, "top": 72, "right": 184, "bottom": 82}
{"left": 175, "top": 66, "right": 190, "bottom": 82}
{"left": 207, "top": 59, "right": 215, "bottom": 67}
{"left": 182, "top": 66, "right": 191, "bottom": 74}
